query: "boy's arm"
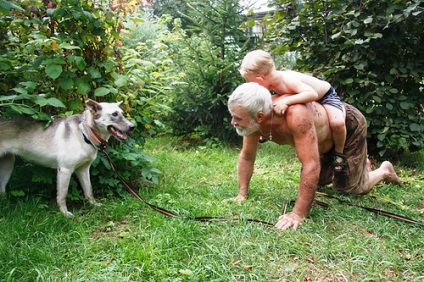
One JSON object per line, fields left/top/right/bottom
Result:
{"left": 273, "top": 77, "right": 320, "bottom": 115}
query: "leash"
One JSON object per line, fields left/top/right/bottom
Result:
{"left": 316, "top": 191, "right": 424, "bottom": 227}
{"left": 100, "top": 148, "right": 275, "bottom": 227}
{"left": 99, "top": 148, "right": 424, "bottom": 228}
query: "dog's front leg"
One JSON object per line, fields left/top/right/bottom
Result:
{"left": 57, "top": 167, "right": 74, "bottom": 218}
{"left": 0, "top": 154, "right": 15, "bottom": 194}
{"left": 75, "top": 164, "right": 101, "bottom": 207}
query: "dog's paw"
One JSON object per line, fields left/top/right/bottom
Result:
{"left": 64, "top": 211, "right": 74, "bottom": 218}
{"left": 89, "top": 199, "right": 102, "bottom": 207}
{"left": 60, "top": 207, "right": 74, "bottom": 218}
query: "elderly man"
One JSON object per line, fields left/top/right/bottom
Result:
{"left": 226, "top": 82, "right": 401, "bottom": 231}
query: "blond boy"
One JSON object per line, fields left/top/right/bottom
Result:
{"left": 239, "top": 49, "right": 347, "bottom": 171}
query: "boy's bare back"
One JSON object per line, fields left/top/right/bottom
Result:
{"left": 270, "top": 70, "right": 331, "bottom": 99}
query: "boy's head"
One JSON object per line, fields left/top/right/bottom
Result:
{"left": 239, "top": 50, "right": 275, "bottom": 80}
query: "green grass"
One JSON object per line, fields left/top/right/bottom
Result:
{"left": 1, "top": 136, "right": 423, "bottom": 281}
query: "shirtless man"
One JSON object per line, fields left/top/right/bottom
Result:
{"left": 226, "top": 82, "right": 401, "bottom": 231}
{"left": 240, "top": 50, "right": 347, "bottom": 171}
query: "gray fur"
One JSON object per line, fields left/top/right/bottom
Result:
{"left": 0, "top": 100, "right": 134, "bottom": 217}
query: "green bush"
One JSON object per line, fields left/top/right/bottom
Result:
{"left": 0, "top": 0, "right": 165, "bottom": 197}
{"left": 266, "top": 0, "right": 424, "bottom": 157}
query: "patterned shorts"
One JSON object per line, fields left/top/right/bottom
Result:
{"left": 318, "top": 86, "right": 343, "bottom": 112}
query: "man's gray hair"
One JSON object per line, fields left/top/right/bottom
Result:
{"left": 228, "top": 82, "right": 273, "bottom": 118}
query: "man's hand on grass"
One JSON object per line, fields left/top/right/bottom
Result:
{"left": 275, "top": 212, "right": 303, "bottom": 230}
{"left": 222, "top": 195, "right": 246, "bottom": 203}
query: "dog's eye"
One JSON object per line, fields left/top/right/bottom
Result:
{"left": 112, "top": 112, "right": 119, "bottom": 117}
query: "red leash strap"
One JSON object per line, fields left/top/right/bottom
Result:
{"left": 316, "top": 192, "right": 424, "bottom": 227}
{"left": 101, "top": 149, "right": 275, "bottom": 227}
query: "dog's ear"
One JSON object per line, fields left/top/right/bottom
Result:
{"left": 85, "top": 99, "right": 102, "bottom": 114}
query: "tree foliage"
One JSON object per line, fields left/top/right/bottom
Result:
{"left": 153, "top": 0, "right": 254, "bottom": 142}
{"left": 266, "top": 0, "right": 424, "bottom": 156}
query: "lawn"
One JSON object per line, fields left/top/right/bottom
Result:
{"left": 0, "top": 136, "right": 423, "bottom": 281}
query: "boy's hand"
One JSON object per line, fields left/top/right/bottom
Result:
{"left": 273, "top": 100, "right": 289, "bottom": 115}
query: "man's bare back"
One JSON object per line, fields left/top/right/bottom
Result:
{"left": 270, "top": 96, "right": 334, "bottom": 154}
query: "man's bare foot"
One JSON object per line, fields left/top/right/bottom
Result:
{"left": 381, "top": 161, "right": 401, "bottom": 185}
{"left": 222, "top": 195, "right": 247, "bottom": 203}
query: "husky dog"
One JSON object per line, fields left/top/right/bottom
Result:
{"left": 0, "top": 99, "right": 134, "bottom": 217}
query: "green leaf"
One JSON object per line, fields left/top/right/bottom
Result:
{"left": 0, "top": 95, "right": 19, "bottom": 101}
{"left": 68, "top": 99, "right": 84, "bottom": 112}
{"left": 409, "top": 123, "right": 421, "bottom": 132}
{"left": 87, "top": 67, "right": 102, "bottom": 79}
{"left": 33, "top": 96, "right": 49, "bottom": 107}
{"left": 58, "top": 43, "right": 80, "bottom": 50}
{"left": 344, "top": 78, "right": 354, "bottom": 84}
{"left": 331, "top": 32, "right": 342, "bottom": 39}
{"left": 20, "top": 81, "right": 38, "bottom": 90}
{"left": 45, "top": 64, "right": 62, "bottom": 79}
{"left": 114, "top": 75, "right": 128, "bottom": 87}
{"left": 11, "top": 88, "right": 28, "bottom": 95}
{"left": 0, "top": 1, "right": 24, "bottom": 14}
{"left": 47, "top": 98, "right": 66, "bottom": 108}
{"left": 76, "top": 79, "right": 91, "bottom": 94}
{"left": 75, "top": 57, "right": 87, "bottom": 71}
{"left": 58, "top": 78, "right": 74, "bottom": 90}
{"left": 363, "top": 17, "right": 373, "bottom": 24}
{"left": 44, "top": 58, "right": 66, "bottom": 65}
{"left": 19, "top": 106, "right": 37, "bottom": 115}
{"left": 94, "top": 87, "right": 111, "bottom": 97}
{"left": 354, "top": 63, "right": 365, "bottom": 70}
{"left": 399, "top": 102, "right": 409, "bottom": 110}
{"left": 10, "top": 104, "right": 24, "bottom": 113}
{"left": 246, "top": 19, "right": 256, "bottom": 27}
{"left": 372, "top": 95, "right": 381, "bottom": 103}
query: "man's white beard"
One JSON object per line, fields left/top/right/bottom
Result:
{"left": 235, "top": 120, "right": 260, "bottom": 137}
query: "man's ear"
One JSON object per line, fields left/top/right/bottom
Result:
{"left": 256, "top": 111, "right": 265, "bottom": 123}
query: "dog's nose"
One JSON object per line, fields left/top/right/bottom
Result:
{"left": 129, "top": 124, "right": 135, "bottom": 131}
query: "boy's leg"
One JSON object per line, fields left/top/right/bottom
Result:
{"left": 323, "top": 104, "right": 347, "bottom": 171}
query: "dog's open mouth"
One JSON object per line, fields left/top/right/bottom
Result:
{"left": 108, "top": 126, "right": 128, "bottom": 140}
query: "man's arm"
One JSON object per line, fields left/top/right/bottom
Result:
{"left": 224, "top": 134, "right": 259, "bottom": 202}
{"left": 237, "top": 135, "right": 259, "bottom": 199}
{"left": 275, "top": 104, "right": 321, "bottom": 230}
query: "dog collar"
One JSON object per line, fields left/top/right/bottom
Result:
{"left": 79, "top": 122, "right": 107, "bottom": 150}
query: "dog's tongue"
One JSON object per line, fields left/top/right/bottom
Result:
{"left": 110, "top": 127, "right": 127, "bottom": 140}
